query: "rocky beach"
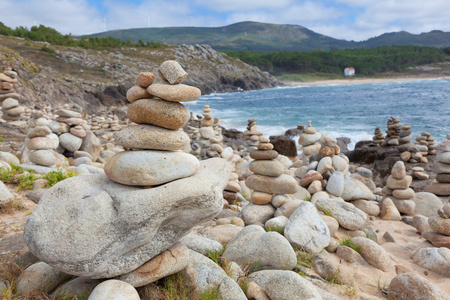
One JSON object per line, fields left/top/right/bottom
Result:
{"left": 0, "top": 58, "right": 449, "bottom": 300}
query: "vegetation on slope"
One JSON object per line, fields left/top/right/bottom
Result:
{"left": 223, "top": 46, "right": 450, "bottom": 76}
{"left": 0, "top": 22, "right": 163, "bottom": 49}
{"left": 88, "top": 21, "right": 450, "bottom": 52}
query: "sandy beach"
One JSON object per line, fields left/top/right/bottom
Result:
{"left": 285, "top": 75, "right": 450, "bottom": 87}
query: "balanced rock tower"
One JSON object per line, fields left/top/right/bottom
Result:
{"left": 422, "top": 204, "right": 450, "bottom": 248}
{"left": 105, "top": 62, "right": 198, "bottom": 186}
{"left": 299, "top": 121, "right": 321, "bottom": 155}
{"left": 383, "top": 116, "right": 402, "bottom": 146}
{"left": 247, "top": 136, "right": 298, "bottom": 205}
{"left": 425, "top": 136, "right": 450, "bottom": 196}
{"left": 244, "top": 118, "right": 263, "bottom": 153}
{"left": 372, "top": 127, "right": 385, "bottom": 146}
{"left": 25, "top": 61, "right": 232, "bottom": 279}
{"left": 0, "top": 68, "right": 25, "bottom": 121}
{"left": 386, "top": 161, "right": 415, "bottom": 215}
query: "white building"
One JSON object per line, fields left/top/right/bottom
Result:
{"left": 344, "top": 67, "right": 355, "bottom": 76}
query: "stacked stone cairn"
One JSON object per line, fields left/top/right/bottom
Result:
{"left": 385, "top": 161, "right": 416, "bottom": 215}
{"left": 24, "top": 62, "right": 233, "bottom": 295}
{"left": 244, "top": 118, "right": 263, "bottom": 153}
{"left": 415, "top": 131, "right": 435, "bottom": 157}
{"left": 246, "top": 136, "right": 298, "bottom": 208}
{"left": 223, "top": 171, "right": 241, "bottom": 206}
{"left": 184, "top": 113, "right": 202, "bottom": 158}
{"left": 425, "top": 135, "right": 450, "bottom": 196}
{"left": 196, "top": 105, "right": 225, "bottom": 158}
{"left": 398, "top": 125, "right": 413, "bottom": 148}
{"left": 421, "top": 204, "right": 450, "bottom": 248}
{"left": 0, "top": 68, "right": 25, "bottom": 121}
{"left": 372, "top": 127, "right": 385, "bottom": 145}
{"left": 54, "top": 106, "right": 89, "bottom": 156}
{"left": 299, "top": 121, "right": 321, "bottom": 156}
{"left": 382, "top": 116, "right": 402, "bottom": 146}
{"left": 105, "top": 61, "right": 201, "bottom": 186}
{"left": 23, "top": 118, "right": 61, "bottom": 171}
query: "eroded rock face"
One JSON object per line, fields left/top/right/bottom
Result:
{"left": 24, "top": 158, "right": 231, "bottom": 278}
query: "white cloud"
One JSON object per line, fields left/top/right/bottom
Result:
{"left": 1, "top": 0, "right": 450, "bottom": 41}
{"left": 225, "top": 2, "right": 343, "bottom": 27}
{"left": 1, "top": 0, "right": 104, "bottom": 35}
{"left": 333, "top": 0, "right": 450, "bottom": 40}
{"left": 193, "top": 0, "right": 293, "bottom": 12}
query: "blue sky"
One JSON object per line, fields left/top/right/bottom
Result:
{"left": 2, "top": 0, "right": 449, "bottom": 41}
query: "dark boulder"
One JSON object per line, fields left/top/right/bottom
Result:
{"left": 269, "top": 135, "right": 297, "bottom": 158}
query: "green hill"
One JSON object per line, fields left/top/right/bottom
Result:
{"left": 89, "top": 21, "right": 357, "bottom": 52}
{"left": 88, "top": 21, "right": 450, "bottom": 52}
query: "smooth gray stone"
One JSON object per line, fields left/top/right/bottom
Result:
{"left": 24, "top": 158, "right": 231, "bottom": 278}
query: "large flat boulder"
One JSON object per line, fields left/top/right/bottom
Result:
{"left": 24, "top": 158, "right": 231, "bottom": 278}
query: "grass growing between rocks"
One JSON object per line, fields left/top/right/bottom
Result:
{"left": 0, "top": 197, "right": 25, "bottom": 215}
{"left": 339, "top": 237, "right": 361, "bottom": 253}
{"left": 296, "top": 250, "right": 315, "bottom": 269}
{"left": 43, "top": 169, "right": 78, "bottom": 188}
{"left": 143, "top": 272, "right": 220, "bottom": 300}
{"left": 0, "top": 164, "right": 78, "bottom": 191}
{"left": 264, "top": 225, "right": 284, "bottom": 235}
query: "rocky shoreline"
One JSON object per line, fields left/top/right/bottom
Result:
{"left": 0, "top": 61, "right": 449, "bottom": 300}
{"left": 0, "top": 35, "right": 280, "bottom": 116}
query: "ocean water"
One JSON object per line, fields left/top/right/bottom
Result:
{"left": 184, "top": 79, "right": 450, "bottom": 150}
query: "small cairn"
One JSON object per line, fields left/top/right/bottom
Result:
{"left": 425, "top": 136, "right": 450, "bottom": 196}
{"left": 105, "top": 61, "right": 201, "bottom": 186}
{"left": 223, "top": 172, "right": 241, "bottom": 206}
{"left": 247, "top": 136, "right": 298, "bottom": 205}
{"left": 54, "top": 105, "right": 89, "bottom": 156}
{"left": 23, "top": 121, "right": 60, "bottom": 170}
{"left": 382, "top": 116, "right": 402, "bottom": 146}
{"left": 208, "top": 125, "right": 225, "bottom": 158}
{"left": 299, "top": 121, "right": 321, "bottom": 156}
{"left": 196, "top": 105, "right": 224, "bottom": 158}
{"left": 411, "top": 166, "right": 429, "bottom": 180}
{"left": 385, "top": 161, "right": 415, "bottom": 215}
{"left": 372, "top": 127, "right": 385, "bottom": 146}
{"left": 422, "top": 204, "right": 450, "bottom": 248}
{"left": 398, "top": 125, "right": 413, "bottom": 147}
{"left": 0, "top": 68, "right": 25, "bottom": 121}
{"left": 244, "top": 118, "right": 263, "bottom": 153}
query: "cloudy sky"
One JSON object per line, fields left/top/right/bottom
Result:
{"left": 2, "top": 0, "right": 449, "bottom": 41}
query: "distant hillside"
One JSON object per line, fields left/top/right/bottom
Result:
{"left": 362, "top": 30, "right": 450, "bottom": 48}
{"left": 88, "top": 21, "right": 450, "bottom": 52}
{"left": 89, "top": 21, "right": 357, "bottom": 52}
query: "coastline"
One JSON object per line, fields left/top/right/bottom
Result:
{"left": 283, "top": 75, "right": 450, "bottom": 87}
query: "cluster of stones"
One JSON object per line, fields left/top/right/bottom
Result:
{"left": 425, "top": 135, "right": 450, "bottom": 196}
{"left": 246, "top": 136, "right": 298, "bottom": 206}
{"left": 398, "top": 125, "right": 412, "bottom": 147}
{"left": 372, "top": 127, "right": 385, "bottom": 145}
{"left": 89, "top": 113, "right": 123, "bottom": 131}
{"left": 21, "top": 106, "right": 101, "bottom": 171}
{"left": 184, "top": 113, "right": 202, "bottom": 158}
{"left": 0, "top": 68, "right": 25, "bottom": 121}
{"left": 223, "top": 172, "right": 241, "bottom": 206}
{"left": 244, "top": 119, "right": 263, "bottom": 153}
{"left": 195, "top": 105, "right": 225, "bottom": 159}
{"left": 54, "top": 106, "right": 90, "bottom": 156}
{"left": 105, "top": 61, "right": 201, "bottom": 186}
{"left": 416, "top": 132, "right": 436, "bottom": 155}
{"left": 382, "top": 116, "right": 402, "bottom": 146}
{"left": 299, "top": 121, "right": 321, "bottom": 156}
{"left": 23, "top": 119, "right": 60, "bottom": 169}
{"left": 385, "top": 161, "right": 416, "bottom": 215}
{"left": 421, "top": 204, "right": 450, "bottom": 248}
